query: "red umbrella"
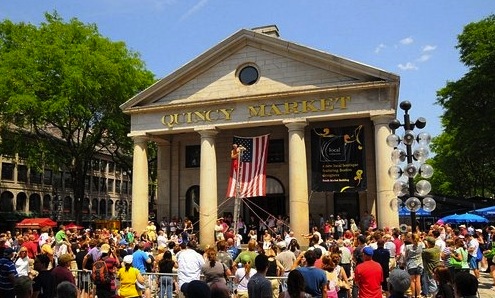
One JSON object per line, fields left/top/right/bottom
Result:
{"left": 65, "top": 223, "right": 84, "bottom": 230}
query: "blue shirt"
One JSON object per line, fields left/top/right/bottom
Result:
{"left": 0, "top": 258, "right": 18, "bottom": 290}
{"left": 297, "top": 266, "right": 327, "bottom": 298}
{"left": 132, "top": 250, "right": 150, "bottom": 273}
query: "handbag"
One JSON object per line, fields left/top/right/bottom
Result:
{"left": 337, "top": 278, "right": 350, "bottom": 290}
{"left": 449, "top": 255, "right": 462, "bottom": 269}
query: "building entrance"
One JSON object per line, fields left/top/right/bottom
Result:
{"left": 245, "top": 195, "right": 286, "bottom": 222}
{"left": 334, "top": 192, "right": 360, "bottom": 224}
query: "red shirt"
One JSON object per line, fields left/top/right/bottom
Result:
{"left": 22, "top": 241, "right": 39, "bottom": 259}
{"left": 354, "top": 260, "right": 383, "bottom": 298}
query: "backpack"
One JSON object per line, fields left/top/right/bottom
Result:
{"left": 92, "top": 258, "right": 111, "bottom": 284}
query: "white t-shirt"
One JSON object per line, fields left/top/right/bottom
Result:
{"left": 176, "top": 248, "right": 206, "bottom": 288}
{"left": 467, "top": 238, "right": 479, "bottom": 257}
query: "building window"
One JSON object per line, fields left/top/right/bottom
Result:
{"left": 100, "top": 160, "right": 107, "bottom": 173}
{"left": 92, "top": 159, "right": 100, "bottom": 171}
{"left": 54, "top": 171, "right": 62, "bottom": 189}
{"left": 268, "top": 139, "right": 285, "bottom": 163}
{"left": 65, "top": 172, "right": 72, "bottom": 189}
{"left": 185, "top": 145, "right": 201, "bottom": 168}
{"left": 17, "top": 165, "right": 28, "bottom": 183}
{"left": 108, "top": 179, "right": 114, "bottom": 193}
{"left": 100, "top": 177, "right": 106, "bottom": 192}
{"left": 238, "top": 65, "right": 259, "bottom": 85}
{"left": 123, "top": 181, "right": 129, "bottom": 194}
{"left": 43, "top": 169, "right": 53, "bottom": 186}
{"left": 116, "top": 180, "right": 121, "bottom": 194}
{"left": 1, "top": 162, "right": 14, "bottom": 181}
{"left": 108, "top": 162, "right": 115, "bottom": 174}
{"left": 30, "top": 169, "right": 42, "bottom": 184}
{"left": 85, "top": 176, "right": 91, "bottom": 191}
{"left": 92, "top": 176, "right": 100, "bottom": 192}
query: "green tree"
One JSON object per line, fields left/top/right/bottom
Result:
{"left": 432, "top": 14, "right": 495, "bottom": 198}
{"left": 0, "top": 12, "right": 155, "bottom": 223}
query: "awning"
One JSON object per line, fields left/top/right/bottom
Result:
{"left": 65, "top": 223, "right": 84, "bottom": 230}
{"left": 15, "top": 218, "right": 57, "bottom": 229}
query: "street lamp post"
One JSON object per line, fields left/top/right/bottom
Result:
{"left": 387, "top": 101, "right": 436, "bottom": 232}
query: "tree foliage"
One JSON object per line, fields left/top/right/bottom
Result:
{"left": 0, "top": 12, "right": 155, "bottom": 222}
{"left": 432, "top": 14, "right": 495, "bottom": 198}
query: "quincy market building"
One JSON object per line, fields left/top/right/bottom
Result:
{"left": 120, "top": 26, "right": 400, "bottom": 245}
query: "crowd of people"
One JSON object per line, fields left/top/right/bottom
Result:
{"left": 0, "top": 213, "right": 487, "bottom": 298}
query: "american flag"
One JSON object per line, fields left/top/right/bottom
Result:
{"left": 226, "top": 135, "right": 269, "bottom": 198}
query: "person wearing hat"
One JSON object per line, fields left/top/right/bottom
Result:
{"left": 117, "top": 254, "right": 147, "bottom": 298}
{"left": 14, "top": 275, "right": 33, "bottom": 298}
{"left": 275, "top": 240, "right": 295, "bottom": 278}
{"left": 0, "top": 247, "right": 18, "bottom": 298}
{"left": 234, "top": 253, "right": 257, "bottom": 298}
{"left": 354, "top": 246, "right": 383, "bottom": 298}
{"left": 94, "top": 243, "right": 120, "bottom": 298}
{"left": 51, "top": 253, "right": 75, "bottom": 289}
{"left": 388, "top": 269, "right": 411, "bottom": 298}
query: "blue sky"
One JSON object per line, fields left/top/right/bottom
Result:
{"left": 1, "top": 1, "right": 494, "bottom": 138}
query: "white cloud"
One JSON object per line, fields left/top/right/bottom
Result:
{"left": 417, "top": 54, "right": 431, "bottom": 62}
{"left": 180, "top": 0, "right": 208, "bottom": 21}
{"left": 398, "top": 62, "right": 418, "bottom": 70}
{"left": 400, "top": 36, "right": 414, "bottom": 45}
{"left": 422, "top": 45, "right": 437, "bottom": 52}
{"left": 374, "top": 43, "right": 386, "bottom": 54}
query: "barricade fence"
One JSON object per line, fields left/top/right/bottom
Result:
{"left": 71, "top": 270, "right": 287, "bottom": 298}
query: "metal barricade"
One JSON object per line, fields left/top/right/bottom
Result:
{"left": 71, "top": 269, "right": 288, "bottom": 298}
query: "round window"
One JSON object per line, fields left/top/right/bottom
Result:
{"left": 238, "top": 65, "right": 259, "bottom": 85}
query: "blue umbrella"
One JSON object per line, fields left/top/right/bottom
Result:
{"left": 442, "top": 213, "right": 488, "bottom": 224}
{"left": 472, "top": 205, "right": 495, "bottom": 216}
{"left": 439, "top": 214, "right": 459, "bottom": 223}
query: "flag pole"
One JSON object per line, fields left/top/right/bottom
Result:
{"left": 233, "top": 145, "right": 245, "bottom": 235}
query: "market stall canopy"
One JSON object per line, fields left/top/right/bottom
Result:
{"left": 440, "top": 213, "right": 488, "bottom": 224}
{"left": 472, "top": 205, "right": 495, "bottom": 216}
{"left": 15, "top": 218, "right": 57, "bottom": 229}
{"left": 65, "top": 223, "right": 84, "bottom": 230}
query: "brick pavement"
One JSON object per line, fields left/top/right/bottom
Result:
{"left": 478, "top": 271, "right": 495, "bottom": 298}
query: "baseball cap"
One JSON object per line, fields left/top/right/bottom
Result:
{"left": 363, "top": 246, "right": 374, "bottom": 256}
{"left": 14, "top": 276, "right": 34, "bottom": 296}
{"left": 123, "top": 255, "right": 133, "bottom": 264}
{"left": 276, "top": 241, "right": 286, "bottom": 249}
{"left": 3, "top": 247, "right": 14, "bottom": 257}
{"left": 388, "top": 269, "right": 411, "bottom": 293}
{"left": 58, "top": 253, "right": 74, "bottom": 265}
{"left": 459, "top": 225, "right": 466, "bottom": 229}
{"left": 100, "top": 243, "right": 110, "bottom": 254}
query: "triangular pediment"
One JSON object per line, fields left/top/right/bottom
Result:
{"left": 121, "top": 28, "right": 399, "bottom": 112}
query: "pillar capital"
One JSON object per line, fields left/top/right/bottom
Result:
{"left": 131, "top": 135, "right": 149, "bottom": 145}
{"left": 371, "top": 114, "right": 395, "bottom": 126}
{"left": 195, "top": 126, "right": 218, "bottom": 138}
{"left": 283, "top": 119, "right": 307, "bottom": 131}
